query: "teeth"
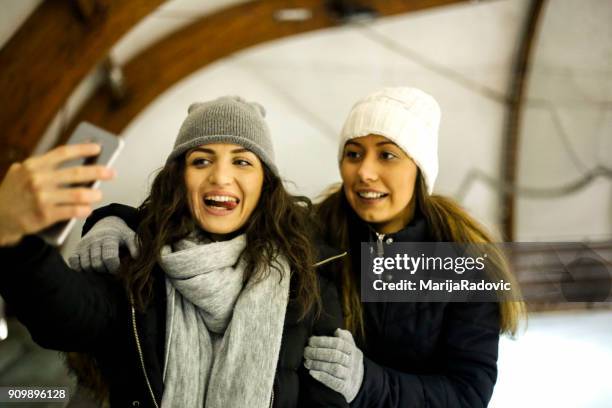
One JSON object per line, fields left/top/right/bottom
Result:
{"left": 358, "top": 191, "right": 386, "bottom": 199}
{"left": 205, "top": 195, "right": 238, "bottom": 202}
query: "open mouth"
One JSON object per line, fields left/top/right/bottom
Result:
{"left": 357, "top": 191, "right": 389, "bottom": 201}
{"left": 203, "top": 194, "right": 240, "bottom": 211}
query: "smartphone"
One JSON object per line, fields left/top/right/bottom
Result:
{"left": 37, "top": 122, "right": 124, "bottom": 246}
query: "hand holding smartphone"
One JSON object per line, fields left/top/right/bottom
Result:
{"left": 37, "top": 122, "right": 124, "bottom": 246}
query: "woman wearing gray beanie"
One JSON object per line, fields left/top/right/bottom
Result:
{"left": 0, "top": 96, "right": 348, "bottom": 407}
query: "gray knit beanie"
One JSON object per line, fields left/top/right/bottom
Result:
{"left": 167, "top": 96, "right": 278, "bottom": 175}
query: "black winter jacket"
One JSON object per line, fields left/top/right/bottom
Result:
{"left": 346, "top": 208, "right": 501, "bottom": 408}
{"left": 0, "top": 205, "right": 349, "bottom": 408}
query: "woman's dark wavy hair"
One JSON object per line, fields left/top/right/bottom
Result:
{"left": 67, "top": 153, "right": 322, "bottom": 404}
{"left": 122, "top": 154, "right": 321, "bottom": 319}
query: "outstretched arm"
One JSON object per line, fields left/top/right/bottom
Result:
{"left": 0, "top": 143, "right": 125, "bottom": 351}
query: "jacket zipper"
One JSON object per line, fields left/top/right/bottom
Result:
{"left": 269, "top": 381, "right": 276, "bottom": 408}
{"left": 269, "top": 319, "right": 283, "bottom": 408}
{"left": 373, "top": 231, "right": 391, "bottom": 333}
{"left": 131, "top": 303, "right": 160, "bottom": 408}
{"left": 375, "top": 232, "right": 386, "bottom": 257}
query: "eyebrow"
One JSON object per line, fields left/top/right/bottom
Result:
{"left": 187, "top": 147, "right": 252, "bottom": 155}
{"left": 345, "top": 140, "right": 399, "bottom": 148}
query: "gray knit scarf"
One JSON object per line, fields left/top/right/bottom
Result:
{"left": 159, "top": 233, "right": 289, "bottom": 408}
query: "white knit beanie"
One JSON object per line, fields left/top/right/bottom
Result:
{"left": 338, "top": 87, "right": 441, "bottom": 194}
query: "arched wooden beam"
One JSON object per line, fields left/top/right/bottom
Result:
{"left": 60, "top": 0, "right": 469, "bottom": 144}
{"left": 0, "top": 0, "right": 164, "bottom": 170}
{"left": 500, "top": 0, "right": 547, "bottom": 241}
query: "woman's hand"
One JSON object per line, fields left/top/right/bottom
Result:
{"left": 69, "top": 215, "right": 138, "bottom": 273}
{"left": 304, "top": 328, "right": 365, "bottom": 403}
{"left": 0, "top": 144, "right": 115, "bottom": 246}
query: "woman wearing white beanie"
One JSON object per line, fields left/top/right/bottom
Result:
{"left": 305, "top": 87, "right": 525, "bottom": 407}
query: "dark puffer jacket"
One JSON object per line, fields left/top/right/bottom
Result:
{"left": 0, "top": 205, "right": 349, "bottom": 408}
{"left": 345, "top": 208, "right": 501, "bottom": 408}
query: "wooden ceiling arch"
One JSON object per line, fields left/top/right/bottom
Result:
{"left": 0, "top": 0, "right": 164, "bottom": 171}
{"left": 501, "top": 0, "right": 546, "bottom": 240}
{"left": 0, "top": 0, "right": 469, "bottom": 178}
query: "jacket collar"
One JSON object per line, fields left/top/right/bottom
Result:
{"left": 347, "top": 205, "right": 432, "bottom": 245}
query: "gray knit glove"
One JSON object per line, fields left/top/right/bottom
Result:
{"left": 68, "top": 216, "right": 138, "bottom": 273}
{"left": 304, "top": 328, "right": 364, "bottom": 403}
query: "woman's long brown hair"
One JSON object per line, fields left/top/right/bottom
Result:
{"left": 124, "top": 156, "right": 321, "bottom": 318}
{"left": 315, "top": 172, "right": 526, "bottom": 340}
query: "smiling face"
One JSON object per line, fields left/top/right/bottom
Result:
{"left": 184, "top": 143, "right": 264, "bottom": 239}
{"left": 340, "top": 134, "right": 418, "bottom": 234}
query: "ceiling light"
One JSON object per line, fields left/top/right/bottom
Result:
{"left": 274, "top": 8, "right": 313, "bottom": 22}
